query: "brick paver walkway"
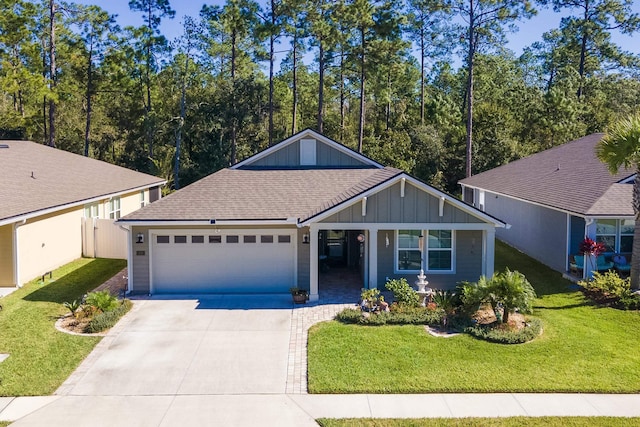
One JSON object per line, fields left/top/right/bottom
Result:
{"left": 92, "top": 268, "right": 128, "bottom": 297}
{"left": 286, "top": 302, "right": 355, "bottom": 394}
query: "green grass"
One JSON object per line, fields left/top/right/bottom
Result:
{"left": 0, "top": 258, "right": 126, "bottom": 396}
{"left": 317, "top": 418, "right": 640, "bottom": 427}
{"left": 308, "top": 241, "right": 640, "bottom": 393}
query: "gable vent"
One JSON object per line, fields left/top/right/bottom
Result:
{"left": 300, "top": 139, "right": 316, "bottom": 166}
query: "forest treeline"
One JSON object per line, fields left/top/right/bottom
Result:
{"left": 1, "top": 0, "right": 639, "bottom": 193}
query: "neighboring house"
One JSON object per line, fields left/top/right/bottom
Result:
{"left": 119, "top": 129, "right": 505, "bottom": 301}
{"left": 0, "top": 141, "right": 165, "bottom": 289}
{"left": 459, "top": 133, "right": 634, "bottom": 278}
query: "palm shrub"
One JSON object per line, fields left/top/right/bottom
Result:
{"left": 385, "top": 278, "right": 419, "bottom": 307}
{"left": 85, "top": 290, "right": 119, "bottom": 313}
{"left": 63, "top": 300, "right": 82, "bottom": 318}
{"left": 466, "top": 269, "right": 536, "bottom": 324}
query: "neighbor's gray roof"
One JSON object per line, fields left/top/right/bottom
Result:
{"left": 121, "top": 167, "right": 402, "bottom": 222}
{"left": 0, "top": 140, "right": 165, "bottom": 222}
{"left": 459, "top": 133, "right": 634, "bottom": 216}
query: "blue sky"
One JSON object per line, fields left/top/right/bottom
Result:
{"left": 77, "top": 0, "right": 640, "bottom": 67}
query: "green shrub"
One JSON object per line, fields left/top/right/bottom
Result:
{"left": 85, "top": 290, "right": 119, "bottom": 313}
{"left": 335, "top": 308, "right": 362, "bottom": 324}
{"left": 465, "top": 317, "right": 543, "bottom": 344}
{"left": 579, "top": 271, "right": 640, "bottom": 310}
{"left": 580, "top": 271, "right": 631, "bottom": 297}
{"left": 335, "top": 306, "right": 444, "bottom": 326}
{"left": 386, "top": 305, "right": 444, "bottom": 325}
{"left": 85, "top": 300, "right": 132, "bottom": 333}
{"left": 385, "top": 278, "right": 419, "bottom": 307}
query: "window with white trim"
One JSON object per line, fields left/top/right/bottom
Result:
{"left": 596, "top": 219, "right": 634, "bottom": 253}
{"left": 426, "top": 230, "right": 453, "bottom": 271}
{"left": 620, "top": 220, "right": 634, "bottom": 252}
{"left": 139, "top": 190, "right": 146, "bottom": 208}
{"left": 109, "top": 197, "right": 121, "bottom": 219}
{"left": 397, "top": 230, "right": 421, "bottom": 271}
{"left": 396, "top": 229, "right": 454, "bottom": 272}
{"left": 84, "top": 203, "right": 99, "bottom": 219}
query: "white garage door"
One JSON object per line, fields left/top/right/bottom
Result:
{"left": 150, "top": 230, "right": 296, "bottom": 294}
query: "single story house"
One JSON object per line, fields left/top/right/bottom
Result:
{"left": 459, "top": 133, "right": 634, "bottom": 278}
{"left": 119, "top": 129, "right": 505, "bottom": 301}
{"left": 0, "top": 141, "right": 165, "bottom": 289}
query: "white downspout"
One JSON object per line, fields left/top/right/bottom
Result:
{"left": 13, "top": 219, "right": 26, "bottom": 287}
{"left": 119, "top": 224, "right": 132, "bottom": 294}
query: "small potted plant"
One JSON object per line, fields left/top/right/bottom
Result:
{"left": 289, "top": 287, "right": 308, "bottom": 304}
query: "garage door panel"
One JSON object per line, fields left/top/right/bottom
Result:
{"left": 151, "top": 231, "right": 295, "bottom": 294}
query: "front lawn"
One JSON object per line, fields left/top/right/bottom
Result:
{"left": 308, "top": 241, "right": 640, "bottom": 393}
{"left": 317, "top": 418, "right": 640, "bottom": 427}
{"left": 0, "top": 258, "right": 126, "bottom": 396}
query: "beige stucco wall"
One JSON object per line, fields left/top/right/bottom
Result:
{"left": 17, "top": 207, "right": 83, "bottom": 285}
{"left": 0, "top": 224, "right": 14, "bottom": 286}
{"left": 13, "top": 189, "right": 149, "bottom": 286}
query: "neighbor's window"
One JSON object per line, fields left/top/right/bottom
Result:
{"left": 620, "top": 220, "right": 634, "bottom": 252}
{"left": 139, "top": 190, "right": 146, "bottom": 208}
{"left": 426, "top": 230, "right": 453, "bottom": 271}
{"left": 397, "top": 230, "right": 421, "bottom": 271}
{"left": 84, "top": 203, "right": 99, "bottom": 219}
{"left": 596, "top": 219, "right": 617, "bottom": 252}
{"left": 109, "top": 197, "right": 121, "bottom": 219}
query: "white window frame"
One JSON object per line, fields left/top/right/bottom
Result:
{"left": 395, "top": 230, "right": 422, "bottom": 272}
{"left": 619, "top": 219, "right": 634, "bottom": 253}
{"left": 109, "top": 197, "right": 121, "bottom": 219}
{"left": 596, "top": 219, "right": 618, "bottom": 252}
{"left": 394, "top": 229, "right": 456, "bottom": 274}
{"left": 139, "top": 190, "right": 146, "bottom": 208}
{"left": 425, "top": 230, "right": 455, "bottom": 272}
{"left": 84, "top": 202, "right": 100, "bottom": 219}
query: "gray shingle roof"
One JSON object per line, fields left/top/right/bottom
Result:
{"left": 459, "top": 133, "right": 634, "bottom": 216}
{"left": 0, "top": 140, "right": 165, "bottom": 222}
{"left": 121, "top": 167, "right": 402, "bottom": 222}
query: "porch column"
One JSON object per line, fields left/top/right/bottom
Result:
{"left": 584, "top": 219, "right": 597, "bottom": 279}
{"left": 368, "top": 229, "right": 378, "bottom": 289}
{"left": 309, "top": 225, "right": 319, "bottom": 302}
{"left": 484, "top": 228, "right": 495, "bottom": 278}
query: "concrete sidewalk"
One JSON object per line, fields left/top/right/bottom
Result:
{"left": 2, "top": 393, "right": 640, "bottom": 426}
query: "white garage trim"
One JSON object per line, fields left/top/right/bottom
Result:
{"left": 148, "top": 228, "right": 298, "bottom": 294}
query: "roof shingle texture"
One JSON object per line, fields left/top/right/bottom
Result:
{"left": 459, "top": 133, "right": 634, "bottom": 216}
{"left": 0, "top": 141, "right": 164, "bottom": 221}
{"left": 122, "top": 167, "right": 402, "bottom": 222}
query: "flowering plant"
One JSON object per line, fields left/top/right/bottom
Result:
{"left": 579, "top": 237, "right": 606, "bottom": 257}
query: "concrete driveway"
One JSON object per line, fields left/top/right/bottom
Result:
{"left": 58, "top": 295, "right": 294, "bottom": 396}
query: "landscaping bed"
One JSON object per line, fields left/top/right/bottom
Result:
{"left": 0, "top": 258, "right": 126, "bottom": 396}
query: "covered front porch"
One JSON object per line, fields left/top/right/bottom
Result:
{"left": 306, "top": 223, "right": 498, "bottom": 302}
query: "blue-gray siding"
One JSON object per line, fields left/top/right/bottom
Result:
{"left": 245, "top": 139, "right": 370, "bottom": 168}
{"left": 376, "top": 229, "right": 483, "bottom": 290}
{"left": 321, "top": 182, "right": 484, "bottom": 224}
{"left": 483, "top": 191, "right": 568, "bottom": 272}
